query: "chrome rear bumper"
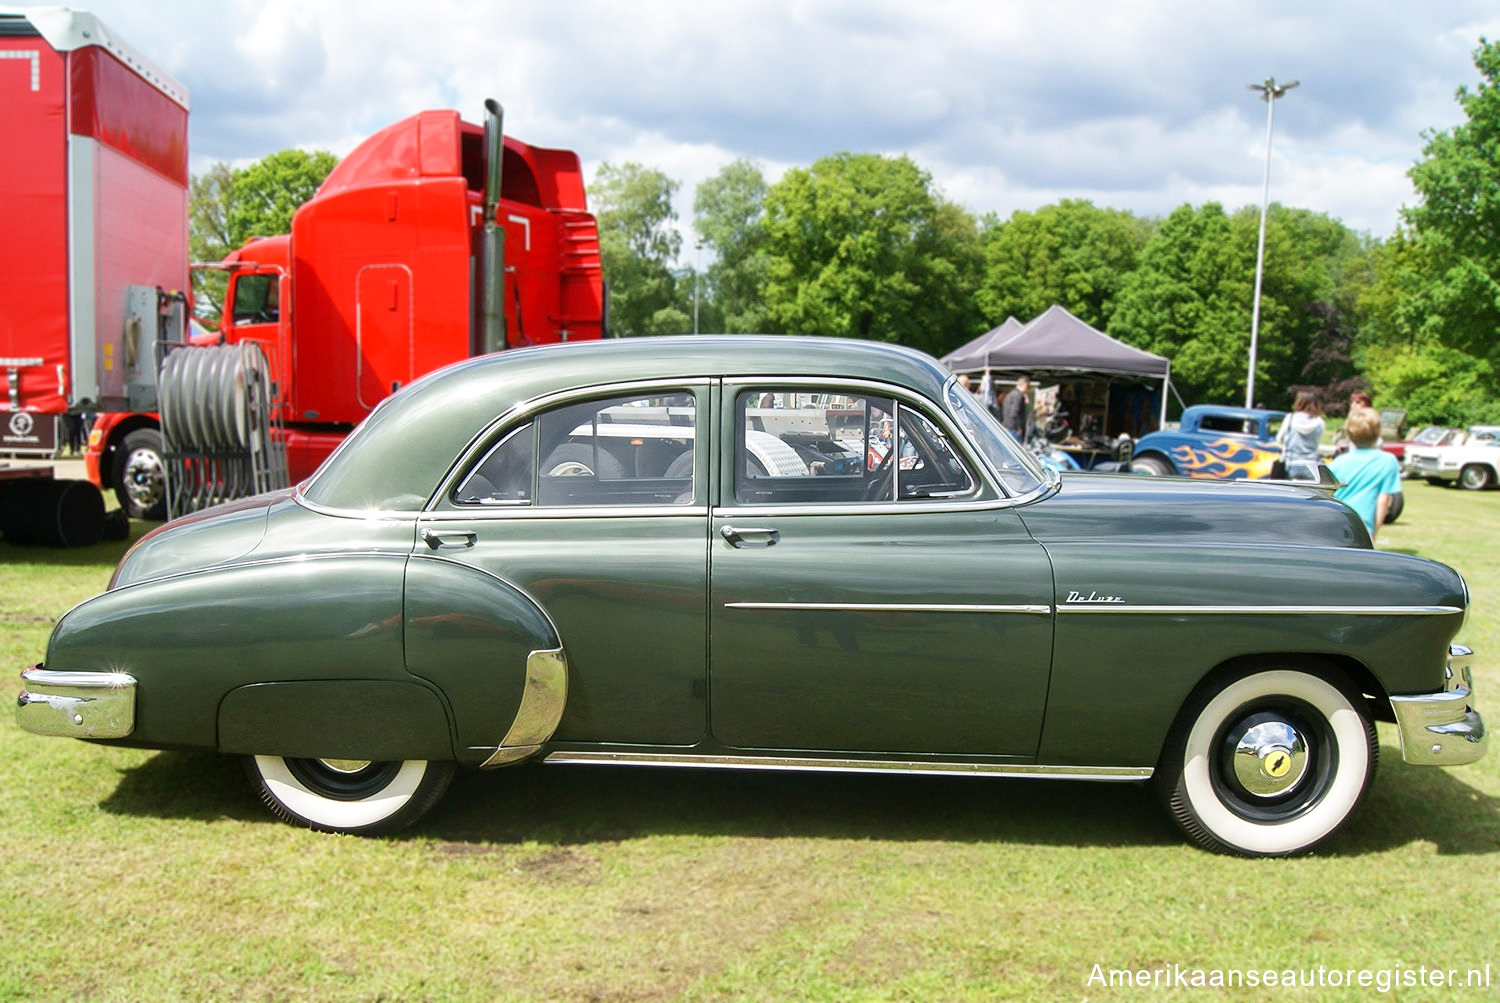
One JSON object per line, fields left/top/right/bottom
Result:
{"left": 1390, "top": 645, "right": 1486, "bottom": 766}
{"left": 16, "top": 667, "right": 136, "bottom": 739}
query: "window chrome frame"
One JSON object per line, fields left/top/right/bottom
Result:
{"left": 720, "top": 375, "right": 1007, "bottom": 511}
{"left": 425, "top": 377, "right": 712, "bottom": 518}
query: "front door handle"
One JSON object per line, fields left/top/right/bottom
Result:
{"left": 421, "top": 528, "right": 477, "bottom": 550}
{"left": 720, "top": 525, "right": 779, "bottom": 548}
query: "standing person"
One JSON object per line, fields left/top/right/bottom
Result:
{"left": 1000, "top": 375, "right": 1031, "bottom": 441}
{"left": 1275, "top": 390, "right": 1325, "bottom": 477}
{"left": 1329, "top": 407, "right": 1402, "bottom": 542}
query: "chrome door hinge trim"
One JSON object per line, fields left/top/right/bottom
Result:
{"left": 542, "top": 750, "right": 1151, "bottom": 780}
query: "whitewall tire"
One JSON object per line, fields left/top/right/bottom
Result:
{"left": 245, "top": 756, "right": 455, "bottom": 835}
{"left": 1158, "top": 668, "right": 1377, "bottom": 856}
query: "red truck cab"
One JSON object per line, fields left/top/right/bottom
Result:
{"left": 88, "top": 107, "right": 604, "bottom": 516}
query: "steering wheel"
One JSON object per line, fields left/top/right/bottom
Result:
{"left": 863, "top": 448, "right": 896, "bottom": 500}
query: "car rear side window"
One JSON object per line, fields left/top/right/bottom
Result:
{"left": 454, "top": 392, "right": 697, "bottom": 507}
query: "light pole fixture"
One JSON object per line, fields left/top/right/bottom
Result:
{"left": 693, "top": 237, "right": 703, "bottom": 335}
{"left": 1245, "top": 76, "right": 1298, "bottom": 409}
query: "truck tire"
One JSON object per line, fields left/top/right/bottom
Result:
{"left": 114, "top": 428, "right": 168, "bottom": 521}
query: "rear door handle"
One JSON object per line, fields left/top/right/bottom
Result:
{"left": 720, "top": 525, "right": 779, "bottom": 548}
{"left": 421, "top": 528, "right": 477, "bottom": 550}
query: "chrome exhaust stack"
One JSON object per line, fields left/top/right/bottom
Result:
{"left": 481, "top": 98, "right": 507, "bottom": 355}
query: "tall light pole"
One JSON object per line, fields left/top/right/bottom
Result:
{"left": 1245, "top": 76, "right": 1298, "bottom": 409}
{"left": 693, "top": 237, "right": 703, "bottom": 335}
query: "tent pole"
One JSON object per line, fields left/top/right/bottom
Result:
{"left": 1160, "top": 363, "right": 1171, "bottom": 428}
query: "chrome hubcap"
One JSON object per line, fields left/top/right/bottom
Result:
{"left": 547, "top": 461, "right": 593, "bottom": 477}
{"left": 123, "top": 447, "right": 165, "bottom": 508}
{"left": 318, "top": 759, "right": 373, "bottom": 774}
{"left": 1230, "top": 719, "right": 1308, "bottom": 797}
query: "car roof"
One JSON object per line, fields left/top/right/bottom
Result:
{"left": 302, "top": 335, "right": 956, "bottom": 512}
{"left": 1180, "top": 404, "right": 1285, "bottom": 422}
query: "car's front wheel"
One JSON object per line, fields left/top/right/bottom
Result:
{"left": 244, "top": 756, "right": 454, "bottom": 834}
{"left": 1157, "top": 667, "right": 1376, "bottom": 856}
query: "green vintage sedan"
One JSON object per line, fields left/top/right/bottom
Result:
{"left": 17, "top": 336, "right": 1487, "bottom": 855}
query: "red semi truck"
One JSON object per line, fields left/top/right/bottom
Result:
{"left": 0, "top": 6, "right": 189, "bottom": 543}
{"left": 87, "top": 104, "right": 606, "bottom": 518}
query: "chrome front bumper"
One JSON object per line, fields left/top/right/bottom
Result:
{"left": 1389, "top": 645, "right": 1487, "bottom": 766}
{"left": 16, "top": 667, "right": 137, "bottom": 739}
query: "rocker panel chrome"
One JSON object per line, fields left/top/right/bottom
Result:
{"left": 542, "top": 750, "right": 1151, "bottom": 780}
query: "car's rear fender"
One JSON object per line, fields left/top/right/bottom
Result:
{"left": 46, "top": 554, "right": 415, "bottom": 753}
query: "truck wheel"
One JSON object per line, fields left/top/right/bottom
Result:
{"left": 1157, "top": 667, "right": 1376, "bottom": 856}
{"left": 113, "top": 429, "right": 168, "bottom": 520}
{"left": 244, "top": 756, "right": 454, "bottom": 835}
{"left": 1459, "top": 464, "right": 1493, "bottom": 490}
{"left": 1130, "top": 455, "right": 1172, "bottom": 476}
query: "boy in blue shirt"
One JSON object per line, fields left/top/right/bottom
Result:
{"left": 1329, "top": 406, "right": 1402, "bottom": 541}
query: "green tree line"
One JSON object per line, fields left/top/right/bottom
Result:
{"left": 189, "top": 41, "right": 1500, "bottom": 424}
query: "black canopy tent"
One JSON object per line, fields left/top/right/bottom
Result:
{"left": 941, "top": 305, "right": 1172, "bottom": 434}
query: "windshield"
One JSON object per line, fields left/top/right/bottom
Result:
{"left": 945, "top": 381, "right": 1046, "bottom": 496}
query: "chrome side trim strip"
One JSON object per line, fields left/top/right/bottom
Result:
{"left": 542, "top": 750, "right": 1152, "bottom": 780}
{"left": 1056, "top": 604, "right": 1463, "bottom": 616}
{"left": 724, "top": 602, "right": 1052, "bottom": 614}
{"left": 481, "top": 647, "right": 569, "bottom": 768}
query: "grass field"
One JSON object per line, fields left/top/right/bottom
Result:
{"left": 2, "top": 481, "right": 1496, "bottom": 1001}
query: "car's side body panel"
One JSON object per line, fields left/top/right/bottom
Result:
{"left": 48, "top": 554, "right": 412, "bottom": 752}
{"left": 708, "top": 504, "right": 1054, "bottom": 756}
{"left": 1037, "top": 542, "right": 1466, "bottom": 765}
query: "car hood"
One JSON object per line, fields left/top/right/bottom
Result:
{"left": 109, "top": 489, "right": 291, "bottom": 589}
{"left": 1015, "top": 473, "right": 1368, "bottom": 548}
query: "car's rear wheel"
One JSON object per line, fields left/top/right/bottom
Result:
{"left": 1130, "top": 454, "right": 1172, "bottom": 476}
{"left": 1459, "top": 464, "right": 1493, "bottom": 490}
{"left": 1157, "top": 667, "right": 1376, "bottom": 856}
{"left": 244, "top": 756, "right": 454, "bottom": 834}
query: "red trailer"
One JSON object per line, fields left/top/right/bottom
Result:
{"left": 1, "top": 6, "right": 188, "bottom": 544}
{"left": 88, "top": 103, "right": 606, "bottom": 518}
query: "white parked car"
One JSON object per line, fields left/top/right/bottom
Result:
{"left": 1405, "top": 426, "right": 1500, "bottom": 489}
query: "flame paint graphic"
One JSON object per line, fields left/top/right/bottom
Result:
{"left": 1169, "top": 438, "right": 1278, "bottom": 479}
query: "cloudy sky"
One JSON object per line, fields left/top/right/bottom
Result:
{"left": 21, "top": 1, "right": 1500, "bottom": 243}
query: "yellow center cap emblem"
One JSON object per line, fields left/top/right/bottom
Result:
{"left": 1263, "top": 749, "right": 1292, "bottom": 778}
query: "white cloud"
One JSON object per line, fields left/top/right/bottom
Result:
{"left": 23, "top": 0, "right": 1500, "bottom": 240}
